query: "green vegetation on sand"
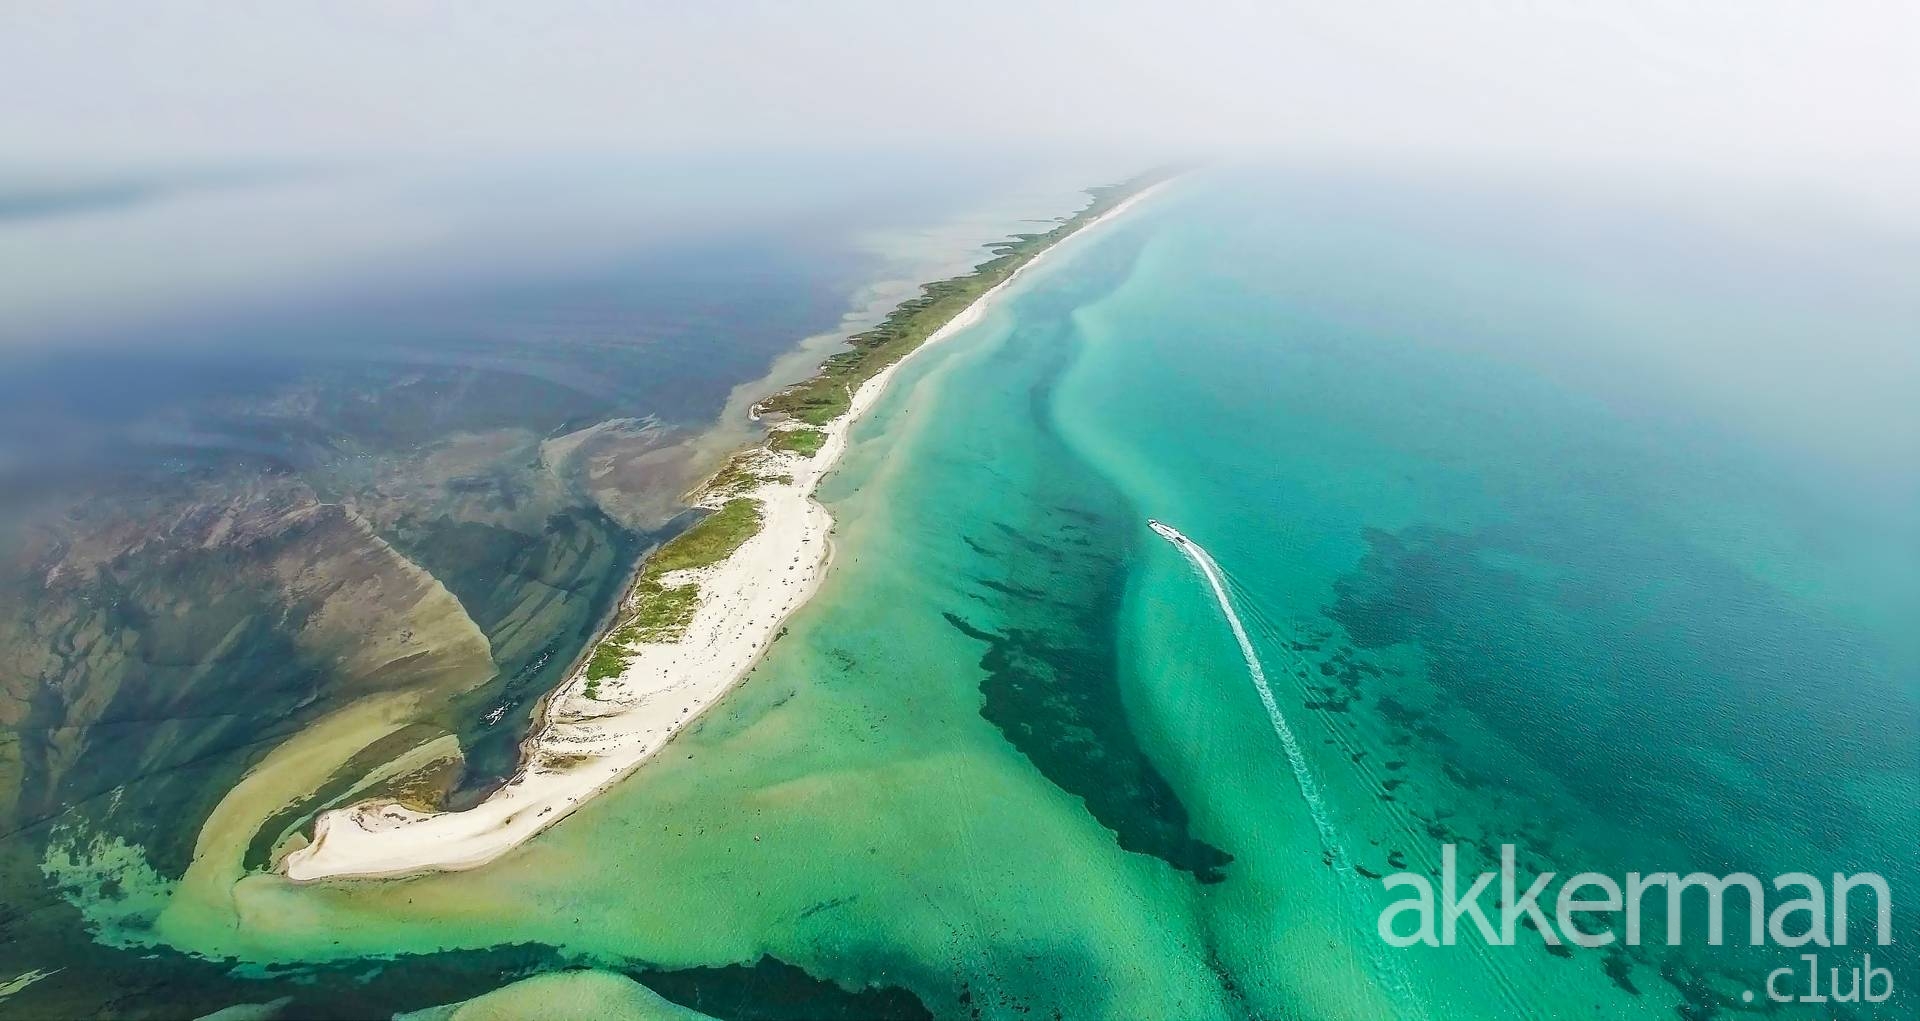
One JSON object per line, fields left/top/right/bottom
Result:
{"left": 580, "top": 498, "right": 766, "bottom": 680}
{"left": 705, "top": 451, "right": 776, "bottom": 495}
{"left": 645, "top": 498, "right": 763, "bottom": 576}
{"left": 760, "top": 171, "right": 1172, "bottom": 426}
{"left": 626, "top": 580, "right": 700, "bottom": 642}
{"left": 768, "top": 427, "right": 826, "bottom": 456}
{"left": 566, "top": 170, "right": 1168, "bottom": 700}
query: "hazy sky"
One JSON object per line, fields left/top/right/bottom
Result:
{"left": 5, "top": 1, "right": 1917, "bottom": 204}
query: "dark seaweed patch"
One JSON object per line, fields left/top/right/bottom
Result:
{"left": 930, "top": 277, "right": 1236, "bottom": 887}
{"left": 633, "top": 955, "right": 933, "bottom": 1021}
{"left": 944, "top": 611, "right": 1233, "bottom": 883}
{"left": 1602, "top": 945, "right": 1640, "bottom": 995}
{"left": 0, "top": 936, "right": 930, "bottom": 1021}
{"left": 977, "top": 578, "right": 1051, "bottom": 602}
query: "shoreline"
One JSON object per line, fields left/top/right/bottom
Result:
{"left": 281, "top": 173, "right": 1175, "bottom": 882}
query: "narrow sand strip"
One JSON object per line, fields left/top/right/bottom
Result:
{"left": 281, "top": 179, "right": 1171, "bottom": 881}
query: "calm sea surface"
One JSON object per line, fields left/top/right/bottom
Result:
{"left": 0, "top": 154, "right": 1112, "bottom": 1018}
{"left": 22, "top": 167, "right": 1918, "bottom": 1019}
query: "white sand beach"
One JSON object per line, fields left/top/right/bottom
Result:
{"left": 280, "top": 180, "right": 1170, "bottom": 882}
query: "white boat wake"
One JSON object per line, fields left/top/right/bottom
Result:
{"left": 1148, "top": 519, "right": 1346, "bottom": 861}
{"left": 1150, "top": 518, "right": 1428, "bottom": 1018}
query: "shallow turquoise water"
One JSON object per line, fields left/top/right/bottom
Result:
{"left": 1043, "top": 170, "right": 1919, "bottom": 1016}
{"left": 714, "top": 165, "right": 1919, "bottom": 1015}
{"left": 53, "top": 167, "right": 1917, "bottom": 1020}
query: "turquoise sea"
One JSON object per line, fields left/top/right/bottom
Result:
{"left": 757, "top": 167, "right": 1917, "bottom": 1017}
{"left": 26, "top": 167, "right": 1920, "bottom": 1019}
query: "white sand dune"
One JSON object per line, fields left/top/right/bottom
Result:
{"left": 281, "top": 180, "right": 1170, "bottom": 882}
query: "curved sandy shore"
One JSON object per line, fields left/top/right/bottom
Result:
{"left": 281, "top": 179, "right": 1171, "bottom": 882}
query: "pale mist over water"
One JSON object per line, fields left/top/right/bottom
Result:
{"left": 0, "top": 150, "right": 1113, "bottom": 490}
{"left": 0, "top": 2, "right": 1914, "bottom": 1019}
{"left": 4, "top": 0, "right": 1914, "bottom": 488}
{"left": 6, "top": 2, "right": 1918, "bottom": 215}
